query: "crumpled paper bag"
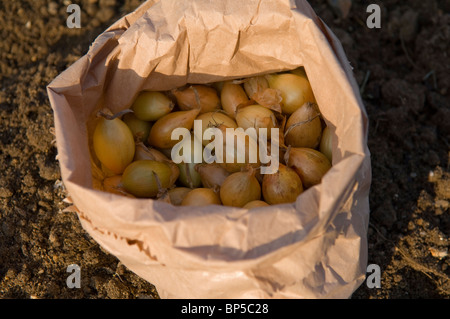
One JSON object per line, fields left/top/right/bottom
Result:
{"left": 47, "top": 0, "right": 371, "bottom": 299}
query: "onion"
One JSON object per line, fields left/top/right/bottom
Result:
{"left": 122, "top": 160, "right": 174, "bottom": 198}
{"left": 285, "top": 147, "right": 331, "bottom": 189}
{"left": 195, "top": 163, "right": 230, "bottom": 189}
{"left": 171, "top": 85, "right": 221, "bottom": 114}
{"left": 243, "top": 200, "right": 269, "bottom": 209}
{"left": 181, "top": 188, "right": 222, "bottom": 206}
{"left": 284, "top": 102, "right": 322, "bottom": 149}
{"left": 265, "top": 73, "right": 315, "bottom": 115}
{"left": 134, "top": 143, "right": 179, "bottom": 186}
{"left": 219, "top": 167, "right": 261, "bottom": 207}
{"left": 214, "top": 124, "right": 260, "bottom": 173}
{"left": 172, "top": 136, "right": 203, "bottom": 188}
{"left": 262, "top": 164, "right": 303, "bottom": 205}
{"left": 196, "top": 111, "right": 238, "bottom": 146}
{"left": 235, "top": 104, "right": 277, "bottom": 139}
{"left": 102, "top": 175, "right": 135, "bottom": 198}
{"left": 168, "top": 187, "right": 193, "bottom": 205}
{"left": 147, "top": 108, "right": 200, "bottom": 149}
{"left": 93, "top": 115, "right": 135, "bottom": 175}
{"left": 122, "top": 112, "right": 152, "bottom": 143}
{"left": 290, "top": 66, "right": 307, "bottom": 78}
{"left": 131, "top": 91, "right": 174, "bottom": 121}
{"left": 319, "top": 126, "right": 332, "bottom": 163}
{"left": 220, "top": 81, "right": 249, "bottom": 118}
{"left": 243, "top": 76, "right": 269, "bottom": 98}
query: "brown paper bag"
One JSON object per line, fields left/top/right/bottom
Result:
{"left": 47, "top": 0, "right": 371, "bottom": 299}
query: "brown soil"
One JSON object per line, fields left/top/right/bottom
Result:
{"left": 0, "top": 0, "right": 448, "bottom": 299}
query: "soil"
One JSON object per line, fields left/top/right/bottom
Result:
{"left": 0, "top": 0, "right": 448, "bottom": 299}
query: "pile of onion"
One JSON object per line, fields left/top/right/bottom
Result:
{"left": 91, "top": 67, "right": 333, "bottom": 208}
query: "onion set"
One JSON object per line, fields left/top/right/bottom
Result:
{"left": 91, "top": 68, "right": 334, "bottom": 207}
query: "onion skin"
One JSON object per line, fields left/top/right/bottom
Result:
{"left": 284, "top": 102, "right": 322, "bottom": 149}
{"left": 262, "top": 164, "right": 303, "bottom": 205}
{"left": 285, "top": 147, "right": 331, "bottom": 189}
{"left": 147, "top": 109, "right": 200, "bottom": 149}
{"left": 93, "top": 117, "right": 135, "bottom": 175}
{"left": 319, "top": 126, "right": 332, "bottom": 163}
{"left": 181, "top": 188, "right": 222, "bottom": 206}
{"left": 168, "top": 187, "right": 193, "bottom": 205}
{"left": 243, "top": 76, "right": 269, "bottom": 98}
{"left": 172, "top": 85, "right": 221, "bottom": 114}
{"left": 243, "top": 200, "right": 269, "bottom": 209}
{"left": 220, "top": 81, "right": 249, "bottom": 118}
{"left": 219, "top": 169, "right": 261, "bottom": 207}
{"left": 131, "top": 91, "right": 174, "bottom": 121}
{"left": 266, "top": 73, "right": 315, "bottom": 115}
{"left": 195, "top": 163, "right": 230, "bottom": 189}
{"left": 122, "top": 160, "right": 173, "bottom": 198}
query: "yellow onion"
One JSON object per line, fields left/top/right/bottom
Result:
{"left": 181, "top": 188, "right": 222, "bottom": 206}
{"left": 102, "top": 175, "right": 135, "bottom": 198}
{"left": 220, "top": 81, "right": 249, "bottom": 118}
{"left": 243, "top": 76, "right": 269, "bottom": 98}
{"left": 213, "top": 124, "right": 260, "bottom": 173}
{"left": 219, "top": 168, "right": 261, "bottom": 207}
{"left": 285, "top": 147, "right": 331, "bottom": 189}
{"left": 122, "top": 112, "right": 152, "bottom": 142}
{"left": 262, "top": 164, "right": 303, "bottom": 205}
{"left": 168, "top": 187, "right": 192, "bottom": 205}
{"left": 131, "top": 91, "right": 174, "bottom": 121}
{"left": 284, "top": 102, "right": 322, "bottom": 149}
{"left": 243, "top": 200, "right": 269, "bottom": 209}
{"left": 195, "top": 163, "right": 230, "bottom": 189}
{"left": 122, "top": 160, "right": 173, "bottom": 198}
{"left": 196, "top": 111, "right": 238, "bottom": 146}
{"left": 171, "top": 85, "right": 221, "bottom": 114}
{"left": 235, "top": 104, "right": 277, "bottom": 139}
{"left": 319, "top": 126, "right": 333, "bottom": 163}
{"left": 265, "top": 73, "right": 315, "bottom": 115}
{"left": 134, "top": 143, "right": 179, "bottom": 186}
{"left": 93, "top": 115, "right": 135, "bottom": 175}
{"left": 147, "top": 108, "right": 200, "bottom": 149}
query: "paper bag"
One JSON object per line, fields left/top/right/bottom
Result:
{"left": 47, "top": 0, "right": 371, "bottom": 298}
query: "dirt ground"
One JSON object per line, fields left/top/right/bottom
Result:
{"left": 0, "top": 0, "right": 448, "bottom": 299}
